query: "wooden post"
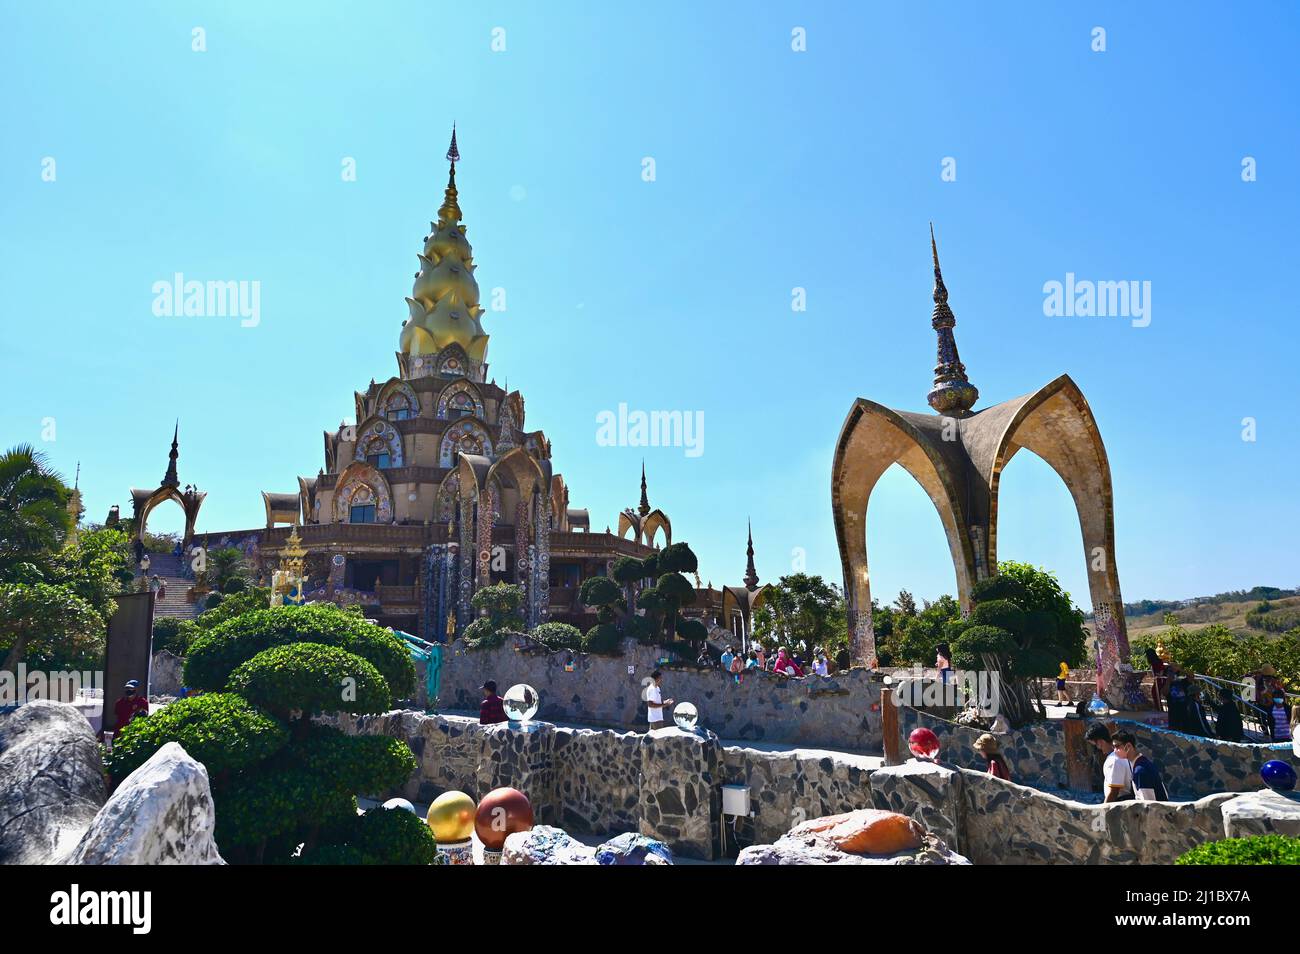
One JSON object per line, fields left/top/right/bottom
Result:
{"left": 1063, "top": 716, "right": 1094, "bottom": 792}
{"left": 882, "top": 685, "right": 901, "bottom": 766}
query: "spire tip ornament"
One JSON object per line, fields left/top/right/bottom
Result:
{"left": 925, "top": 225, "right": 979, "bottom": 415}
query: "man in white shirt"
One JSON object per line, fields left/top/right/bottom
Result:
{"left": 1085, "top": 722, "right": 1132, "bottom": 801}
{"left": 645, "top": 669, "right": 674, "bottom": 730}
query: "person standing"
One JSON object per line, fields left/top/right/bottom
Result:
{"left": 1056, "top": 661, "right": 1071, "bottom": 704}
{"left": 728, "top": 652, "right": 744, "bottom": 683}
{"left": 1084, "top": 722, "right": 1132, "bottom": 802}
{"left": 1113, "top": 731, "right": 1168, "bottom": 801}
{"left": 813, "top": 653, "right": 829, "bottom": 677}
{"left": 755, "top": 645, "right": 767, "bottom": 671}
{"left": 935, "top": 643, "right": 953, "bottom": 685}
{"left": 1145, "top": 648, "right": 1169, "bottom": 712}
{"left": 720, "top": 645, "right": 735, "bottom": 672}
{"left": 478, "top": 680, "right": 506, "bottom": 725}
{"left": 645, "top": 670, "right": 673, "bottom": 730}
{"left": 1269, "top": 692, "right": 1292, "bottom": 743}
{"left": 974, "top": 733, "right": 1011, "bottom": 781}
{"left": 112, "top": 680, "right": 149, "bottom": 732}
{"left": 1214, "top": 685, "right": 1244, "bottom": 743}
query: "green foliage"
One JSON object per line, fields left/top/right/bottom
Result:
{"left": 462, "top": 617, "right": 508, "bottom": 649}
{"left": 302, "top": 806, "right": 437, "bottom": 865}
{"left": 152, "top": 616, "right": 194, "bottom": 656}
{"left": 0, "top": 581, "right": 105, "bottom": 671}
{"left": 624, "top": 614, "right": 658, "bottom": 644}
{"left": 876, "top": 594, "right": 961, "bottom": 667}
{"left": 658, "top": 542, "right": 699, "bottom": 575}
{"left": 656, "top": 572, "right": 695, "bottom": 604}
{"left": 227, "top": 643, "right": 391, "bottom": 718}
{"left": 288, "top": 724, "right": 416, "bottom": 795}
{"left": 184, "top": 604, "right": 414, "bottom": 700}
{"left": 105, "top": 692, "right": 288, "bottom": 779}
{"left": 582, "top": 623, "right": 623, "bottom": 655}
{"left": 0, "top": 444, "right": 73, "bottom": 583}
{"left": 675, "top": 617, "right": 708, "bottom": 649}
{"left": 207, "top": 547, "right": 249, "bottom": 594}
{"left": 611, "top": 556, "right": 646, "bottom": 586}
{"left": 579, "top": 576, "right": 621, "bottom": 609}
{"left": 529, "top": 621, "right": 582, "bottom": 651}
{"left": 1131, "top": 618, "right": 1300, "bottom": 687}
{"left": 48, "top": 527, "right": 133, "bottom": 620}
{"left": 471, "top": 581, "right": 524, "bottom": 624}
{"left": 191, "top": 587, "right": 273, "bottom": 631}
{"left": 969, "top": 599, "right": 1029, "bottom": 635}
{"left": 1246, "top": 603, "right": 1300, "bottom": 633}
{"left": 753, "top": 573, "right": 849, "bottom": 660}
{"left": 1176, "top": 835, "right": 1300, "bottom": 865}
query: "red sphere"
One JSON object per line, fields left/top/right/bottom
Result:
{"left": 908, "top": 727, "right": 941, "bottom": 760}
{"left": 474, "top": 787, "right": 534, "bottom": 850}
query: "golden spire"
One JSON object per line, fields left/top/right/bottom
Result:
{"left": 925, "top": 224, "right": 979, "bottom": 415}
{"left": 399, "top": 124, "right": 490, "bottom": 366}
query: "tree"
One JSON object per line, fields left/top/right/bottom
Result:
{"left": 878, "top": 594, "right": 961, "bottom": 667}
{"left": 894, "top": 590, "right": 918, "bottom": 617}
{"left": 119, "top": 603, "right": 425, "bottom": 863}
{"left": 752, "top": 573, "right": 845, "bottom": 659}
{"left": 0, "top": 445, "right": 72, "bottom": 582}
{"left": 463, "top": 581, "right": 527, "bottom": 649}
{"left": 0, "top": 582, "right": 104, "bottom": 671}
{"left": 611, "top": 556, "right": 646, "bottom": 613}
{"left": 209, "top": 547, "right": 250, "bottom": 594}
{"left": 946, "top": 562, "right": 1088, "bottom": 726}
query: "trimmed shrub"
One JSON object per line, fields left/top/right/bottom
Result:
{"left": 530, "top": 621, "right": 582, "bottom": 651}
{"left": 105, "top": 692, "right": 288, "bottom": 780}
{"left": 302, "top": 806, "right": 437, "bottom": 865}
{"left": 658, "top": 542, "right": 699, "bottom": 574}
{"left": 226, "top": 643, "right": 391, "bottom": 718}
{"left": 1176, "top": 834, "right": 1300, "bottom": 865}
{"left": 969, "top": 599, "right": 1028, "bottom": 636}
{"left": 624, "top": 614, "right": 657, "bottom": 644}
{"left": 676, "top": 617, "right": 708, "bottom": 649}
{"left": 152, "top": 616, "right": 193, "bottom": 656}
{"left": 583, "top": 623, "right": 623, "bottom": 655}
{"left": 580, "top": 576, "right": 621, "bottom": 608}
{"left": 185, "top": 604, "right": 414, "bottom": 699}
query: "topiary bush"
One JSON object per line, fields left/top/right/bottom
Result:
{"left": 226, "top": 643, "right": 392, "bottom": 719}
{"left": 530, "top": 621, "right": 582, "bottom": 651}
{"left": 583, "top": 623, "right": 623, "bottom": 655}
{"left": 1176, "top": 834, "right": 1300, "bottom": 865}
{"left": 297, "top": 806, "right": 437, "bottom": 865}
{"left": 184, "top": 604, "right": 414, "bottom": 701}
{"left": 118, "top": 600, "right": 421, "bottom": 864}
{"left": 105, "top": 692, "right": 288, "bottom": 780}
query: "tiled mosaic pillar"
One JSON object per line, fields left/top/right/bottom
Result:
{"left": 476, "top": 486, "right": 495, "bottom": 591}
{"left": 458, "top": 498, "right": 474, "bottom": 628}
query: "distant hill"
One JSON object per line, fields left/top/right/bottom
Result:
{"left": 1084, "top": 586, "right": 1300, "bottom": 640}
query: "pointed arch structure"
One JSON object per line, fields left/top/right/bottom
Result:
{"left": 832, "top": 374, "right": 1133, "bottom": 704}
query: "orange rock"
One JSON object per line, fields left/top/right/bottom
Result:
{"left": 792, "top": 809, "right": 925, "bottom": 856}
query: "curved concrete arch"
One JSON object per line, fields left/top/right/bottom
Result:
{"left": 617, "top": 509, "right": 642, "bottom": 543}
{"left": 486, "top": 446, "right": 545, "bottom": 501}
{"left": 987, "top": 374, "right": 1129, "bottom": 672}
{"left": 831, "top": 398, "right": 975, "bottom": 664}
{"left": 375, "top": 377, "right": 420, "bottom": 419}
{"left": 642, "top": 508, "right": 672, "bottom": 547}
{"left": 354, "top": 415, "right": 404, "bottom": 467}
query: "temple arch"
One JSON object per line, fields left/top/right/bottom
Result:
{"left": 333, "top": 461, "right": 394, "bottom": 524}
{"left": 354, "top": 416, "right": 404, "bottom": 468}
{"left": 436, "top": 379, "right": 485, "bottom": 420}
{"left": 439, "top": 419, "right": 493, "bottom": 467}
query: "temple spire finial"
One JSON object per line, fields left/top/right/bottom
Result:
{"left": 638, "top": 460, "right": 650, "bottom": 516}
{"left": 925, "top": 224, "right": 979, "bottom": 415}
{"left": 743, "top": 518, "right": 759, "bottom": 591}
{"left": 162, "top": 421, "right": 180, "bottom": 489}
{"left": 437, "top": 124, "right": 463, "bottom": 227}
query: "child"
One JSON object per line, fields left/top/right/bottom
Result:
{"left": 974, "top": 733, "right": 1011, "bottom": 781}
{"left": 1271, "top": 693, "right": 1292, "bottom": 743}
{"left": 1056, "top": 661, "right": 1070, "bottom": 704}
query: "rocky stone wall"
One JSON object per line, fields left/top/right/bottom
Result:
{"left": 896, "top": 706, "right": 1295, "bottom": 799}
{"left": 720, "top": 745, "right": 876, "bottom": 846}
{"left": 334, "top": 711, "right": 720, "bottom": 859}
{"left": 438, "top": 635, "right": 884, "bottom": 750}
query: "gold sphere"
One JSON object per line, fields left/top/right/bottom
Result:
{"left": 426, "top": 790, "right": 476, "bottom": 842}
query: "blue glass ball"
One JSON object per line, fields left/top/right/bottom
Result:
{"left": 1260, "top": 760, "right": 1297, "bottom": 792}
{"left": 1087, "top": 695, "right": 1109, "bottom": 717}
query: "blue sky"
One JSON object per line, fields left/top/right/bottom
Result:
{"left": 2, "top": 2, "right": 1297, "bottom": 611}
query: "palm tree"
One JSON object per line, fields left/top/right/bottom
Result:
{"left": 0, "top": 444, "right": 72, "bottom": 580}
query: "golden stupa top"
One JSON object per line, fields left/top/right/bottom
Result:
{"left": 399, "top": 126, "right": 489, "bottom": 364}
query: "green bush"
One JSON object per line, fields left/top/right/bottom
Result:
{"left": 624, "top": 614, "right": 657, "bottom": 644}
{"left": 580, "top": 576, "right": 621, "bottom": 608}
{"left": 969, "top": 599, "right": 1028, "bottom": 636}
{"left": 205, "top": 591, "right": 224, "bottom": 611}
{"left": 302, "top": 806, "right": 437, "bottom": 865}
{"left": 227, "top": 643, "right": 391, "bottom": 718}
{"left": 290, "top": 724, "right": 416, "bottom": 796}
{"left": 530, "top": 621, "right": 582, "bottom": 651}
{"left": 151, "top": 616, "right": 196, "bottom": 656}
{"left": 676, "top": 617, "right": 708, "bottom": 649}
{"left": 105, "top": 692, "right": 288, "bottom": 780}
{"left": 184, "top": 604, "right": 414, "bottom": 700}
{"left": 217, "top": 767, "right": 360, "bottom": 849}
{"left": 1176, "top": 835, "right": 1300, "bottom": 865}
{"left": 583, "top": 623, "right": 623, "bottom": 655}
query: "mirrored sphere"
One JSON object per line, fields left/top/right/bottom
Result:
{"left": 503, "top": 683, "right": 539, "bottom": 723}
{"left": 673, "top": 702, "right": 698, "bottom": 730}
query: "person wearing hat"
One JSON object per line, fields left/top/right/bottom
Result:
{"left": 479, "top": 680, "right": 506, "bottom": 725}
{"left": 973, "top": 733, "right": 1011, "bottom": 781}
{"left": 112, "top": 679, "right": 149, "bottom": 731}
{"left": 1085, "top": 721, "right": 1132, "bottom": 801}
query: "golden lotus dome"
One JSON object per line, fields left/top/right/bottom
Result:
{"left": 424, "top": 224, "right": 472, "bottom": 264}
{"left": 412, "top": 252, "right": 479, "bottom": 310}
{"left": 399, "top": 129, "right": 490, "bottom": 366}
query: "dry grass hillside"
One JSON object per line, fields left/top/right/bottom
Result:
{"left": 1120, "top": 594, "right": 1300, "bottom": 639}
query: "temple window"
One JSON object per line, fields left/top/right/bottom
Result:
{"left": 350, "top": 504, "right": 376, "bottom": 524}
{"left": 369, "top": 452, "right": 391, "bottom": 469}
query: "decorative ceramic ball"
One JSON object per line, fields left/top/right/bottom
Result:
{"left": 474, "top": 787, "right": 534, "bottom": 850}
{"left": 1087, "top": 695, "right": 1109, "bottom": 717}
{"left": 426, "top": 790, "right": 476, "bottom": 842}
{"left": 908, "top": 727, "right": 940, "bottom": 760}
{"left": 673, "top": 702, "right": 699, "bottom": 730}
{"left": 503, "top": 683, "right": 539, "bottom": 723}
{"left": 382, "top": 797, "right": 417, "bottom": 814}
{"left": 1260, "top": 759, "right": 1298, "bottom": 793}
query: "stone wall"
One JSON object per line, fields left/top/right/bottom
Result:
{"left": 438, "top": 635, "right": 884, "bottom": 751}
{"left": 334, "top": 711, "right": 718, "bottom": 859}
{"left": 896, "top": 706, "right": 1295, "bottom": 799}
